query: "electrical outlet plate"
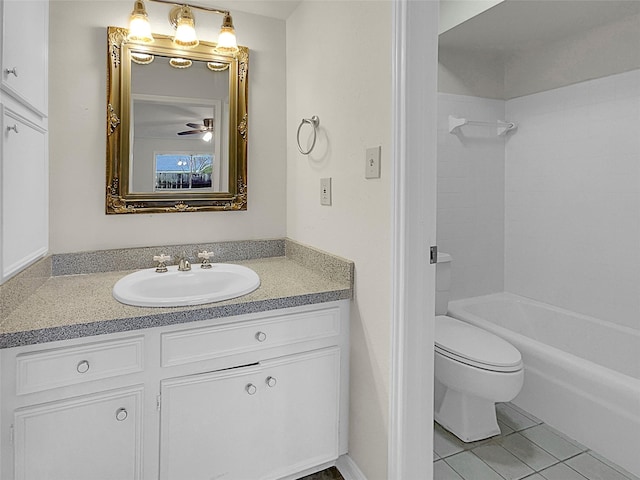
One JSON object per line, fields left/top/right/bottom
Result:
{"left": 320, "top": 177, "right": 332, "bottom": 206}
{"left": 365, "top": 146, "right": 381, "bottom": 179}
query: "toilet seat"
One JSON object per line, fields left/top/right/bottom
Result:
{"left": 435, "top": 315, "right": 523, "bottom": 373}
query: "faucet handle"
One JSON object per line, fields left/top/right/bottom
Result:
{"left": 153, "top": 254, "right": 170, "bottom": 273}
{"left": 198, "top": 250, "right": 213, "bottom": 269}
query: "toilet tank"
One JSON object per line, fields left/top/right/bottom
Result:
{"left": 435, "top": 252, "right": 452, "bottom": 315}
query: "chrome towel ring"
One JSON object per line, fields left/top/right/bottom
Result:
{"left": 296, "top": 115, "right": 320, "bottom": 155}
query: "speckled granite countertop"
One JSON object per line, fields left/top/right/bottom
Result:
{"left": 0, "top": 240, "right": 353, "bottom": 349}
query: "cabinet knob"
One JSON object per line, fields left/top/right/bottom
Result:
{"left": 6, "top": 125, "right": 18, "bottom": 134}
{"left": 115, "top": 408, "right": 128, "bottom": 421}
{"left": 76, "top": 360, "right": 90, "bottom": 374}
{"left": 255, "top": 331, "right": 267, "bottom": 342}
{"left": 245, "top": 383, "right": 257, "bottom": 395}
{"left": 4, "top": 67, "right": 18, "bottom": 77}
{"left": 265, "top": 376, "right": 277, "bottom": 388}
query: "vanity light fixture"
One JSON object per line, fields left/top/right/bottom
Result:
{"left": 170, "top": 5, "right": 198, "bottom": 47}
{"left": 207, "top": 61, "right": 229, "bottom": 72}
{"left": 127, "top": 0, "right": 154, "bottom": 43}
{"left": 131, "top": 52, "right": 155, "bottom": 65}
{"left": 127, "top": 0, "right": 239, "bottom": 54}
{"left": 168, "top": 57, "right": 192, "bottom": 68}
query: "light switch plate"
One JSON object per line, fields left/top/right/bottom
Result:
{"left": 320, "top": 177, "right": 332, "bottom": 206}
{"left": 365, "top": 146, "right": 381, "bottom": 179}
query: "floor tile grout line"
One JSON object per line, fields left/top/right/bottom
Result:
{"left": 585, "top": 451, "right": 639, "bottom": 480}
{"left": 435, "top": 403, "right": 640, "bottom": 480}
{"left": 571, "top": 451, "right": 638, "bottom": 480}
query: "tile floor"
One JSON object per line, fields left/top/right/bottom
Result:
{"left": 434, "top": 403, "right": 640, "bottom": 480}
{"left": 299, "top": 466, "right": 344, "bottom": 480}
{"left": 300, "top": 402, "right": 639, "bottom": 480}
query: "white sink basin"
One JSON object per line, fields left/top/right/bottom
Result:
{"left": 113, "top": 264, "right": 260, "bottom": 307}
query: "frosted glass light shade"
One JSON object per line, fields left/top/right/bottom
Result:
{"left": 173, "top": 6, "right": 199, "bottom": 47}
{"left": 127, "top": 0, "right": 153, "bottom": 43}
{"left": 215, "top": 13, "right": 238, "bottom": 54}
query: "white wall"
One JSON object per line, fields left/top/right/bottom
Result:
{"left": 286, "top": 1, "right": 392, "bottom": 478}
{"left": 437, "top": 93, "right": 505, "bottom": 300}
{"left": 505, "top": 69, "right": 640, "bottom": 330}
{"left": 437, "top": 69, "right": 640, "bottom": 332}
{"left": 48, "top": 1, "right": 287, "bottom": 253}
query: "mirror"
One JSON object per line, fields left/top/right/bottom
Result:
{"left": 106, "top": 27, "right": 248, "bottom": 214}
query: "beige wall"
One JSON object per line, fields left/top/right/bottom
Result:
{"left": 504, "top": 12, "right": 640, "bottom": 99}
{"left": 438, "top": 47, "right": 504, "bottom": 99}
{"left": 49, "top": 1, "right": 287, "bottom": 253}
{"left": 439, "top": 0, "right": 504, "bottom": 34}
{"left": 286, "top": 2, "right": 392, "bottom": 478}
{"left": 439, "top": 10, "right": 640, "bottom": 100}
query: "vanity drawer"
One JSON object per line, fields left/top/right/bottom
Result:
{"left": 16, "top": 337, "right": 144, "bottom": 395}
{"left": 162, "top": 307, "right": 341, "bottom": 367}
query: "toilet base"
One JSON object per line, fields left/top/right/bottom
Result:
{"left": 434, "top": 378, "right": 501, "bottom": 443}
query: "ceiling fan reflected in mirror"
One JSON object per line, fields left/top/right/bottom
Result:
{"left": 178, "top": 118, "right": 214, "bottom": 141}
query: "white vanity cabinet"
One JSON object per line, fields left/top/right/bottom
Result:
{"left": 0, "top": 301, "right": 349, "bottom": 480}
{"left": 0, "top": 0, "right": 49, "bottom": 284}
{"left": 14, "top": 387, "right": 143, "bottom": 480}
{"left": 160, "top": 348, "right": 340, "bottom": 480}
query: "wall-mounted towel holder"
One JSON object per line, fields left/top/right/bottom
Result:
{"left": 449, "top": 115, "right": 517, "bottom": 136}
{"left": 297, "top": 115, "right": 320, "bottom": 155}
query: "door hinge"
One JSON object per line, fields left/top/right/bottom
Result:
{"left": 430, "top": 245, "right": 438, "bottom": 264}
{"left": 156, "top": 394, "right": 161, "bottom": 412}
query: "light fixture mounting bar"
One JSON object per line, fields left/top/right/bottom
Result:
{"left": 147, "top": 0, "right": 229, "bottom": 17}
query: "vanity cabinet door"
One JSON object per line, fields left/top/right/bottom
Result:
{"left": 13, "top": 387, "right": 143, "bottom": 480}
{"left": 1, "top": 0, "right": 48, "bottom": 115}
{"left": 1, "top": 107, "right": 48, "bottom": 281}
{"left": 159, "top": 347, "right": 340, "bottom": 480}
{"left": 259, "top": 347, "right": 340, "bottom": 478}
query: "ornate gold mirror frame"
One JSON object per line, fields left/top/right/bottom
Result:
{"left": 106, "top": 26, "right": 248, "bottom": 214}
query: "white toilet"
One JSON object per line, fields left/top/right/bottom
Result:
{"left": 434, "top": 253, "right": 524, "bottom": 442}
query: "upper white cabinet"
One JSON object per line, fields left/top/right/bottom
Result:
{"left": 1, "top": 0, "right": 48, "bottom": 116}
{"left": 1, "top": 107, "right": 48, "bottom": 280}
{"left": 0, "top": 0, "right": 49, "bottom": 283}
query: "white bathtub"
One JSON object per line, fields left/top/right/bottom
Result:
{"left": 448, "top": 292, "right": 640, "bottom": 477}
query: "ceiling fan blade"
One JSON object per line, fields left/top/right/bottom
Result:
{"left": 177, "top": 130, "right": 204, "bottom": 135}
{"left": 185, "top": 123, "right": 204, "bottom": 129}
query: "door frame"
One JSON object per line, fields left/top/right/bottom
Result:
{"left": 389, "top": 0, "right": 439, "bottom": 478}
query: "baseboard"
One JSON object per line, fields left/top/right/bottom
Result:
{"left": 336, "top": 455, "right": 368, "bottom": 480}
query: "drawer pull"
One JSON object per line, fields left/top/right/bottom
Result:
{"left": 76, "top": 360, "right": 90, "bottom": 374}
{"left": 265, "top": 376, "right": 277, "bottom": 388}
{"left": 245, "top": 383, "right": 257, "bottom": 395}
{"left": 255, "top": 331, "right": 267, "bottom": 342}
{"left": 7, "top": 124, "right": 18, "bottom": 134}
{"left": 115, "top": 408, "right": 128, "bottom": 421}
{"left": 5, "top": 67, "right": 18, "bottom": 77}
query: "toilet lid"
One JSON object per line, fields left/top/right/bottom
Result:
{"left": 435, "top": 315, "right": 523, "bottom": 372}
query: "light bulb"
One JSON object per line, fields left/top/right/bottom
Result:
{"left": 202, "top": 131, "right": 213, "bottom": 142}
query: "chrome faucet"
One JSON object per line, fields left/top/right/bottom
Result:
{"left": 177, "top": 252, "right": 192, "bottom": 271}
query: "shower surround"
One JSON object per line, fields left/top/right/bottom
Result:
{"left": 437, "top": 68, "right": 640, "bottom": 476}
